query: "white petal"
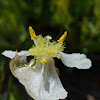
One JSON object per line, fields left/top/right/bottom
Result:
{"left": 1, "top": 50, "right": 16, "bottom": 59}
{"left": 18, "top": 51, "right": 31, "bottom": 56}
{"left": 15, "top": 59, "right": 67, "bottom": 100}
{"left": 59, "top": 51, "right": 92, "bottom": 69}
{"left": 26, "top": 87, "right": 58, "bottom": 100}
{"left": 1, "top": 50, "right": 31, "bottom": 59}
{"left": 9, "top": 54, "right": 28, "bottom": 78}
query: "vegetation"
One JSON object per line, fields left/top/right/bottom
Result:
{"left": 0, "top": 0, "right": 100, "bottom": 100}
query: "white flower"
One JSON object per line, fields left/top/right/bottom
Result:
{"left": 1, "top": 26, "right": 92, "bottom": 100}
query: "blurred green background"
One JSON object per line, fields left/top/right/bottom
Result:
{"left": 0, "top": 0, "right": 100, "bottom": 100}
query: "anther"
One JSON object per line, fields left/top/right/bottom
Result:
{"left": 57, "top": 31, "right": 67, "bottom": 43}
{"left": 40, "top": 60, "right": 47, "bottom": 63}
{"left": 29, "top": 26, "right": 37, "bottom": 40}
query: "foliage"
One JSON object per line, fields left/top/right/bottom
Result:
{"left": 0, "top": 0, "right": 100, "bottom": 100}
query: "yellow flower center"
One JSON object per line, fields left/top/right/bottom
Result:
{"left": 28, "top": 26, "right": 67, "bottom": 61}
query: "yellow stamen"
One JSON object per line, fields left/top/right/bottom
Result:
{"left": 57, "top": 31, "right": 67, "bottom": 43}
{"left": 40, "top": 60, "right": 47, "bottom": 63}
{"left": 29, "top": 26, "right": 37, "bottom": 40}
{"left": 29, "top": 35, "right": 65, "bottom": 59}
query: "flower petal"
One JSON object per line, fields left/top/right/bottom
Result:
{"left": 1, "top": 50, "right": 31, "bottom": 59}
{"left": 1, "top": 50, "right": 16, "bottom": 59}
{"left": 15, "top": 59, "right": 67, "bottom": 100}
{"left": 18, "top": 51, "right": 31, "bottom": 56}
{"left": 9, "top": 54, "right": 28, "bottom": 78}
{"left": 59, "top": 51, "right": 92, "bottom": 69}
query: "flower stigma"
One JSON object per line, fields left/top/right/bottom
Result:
{"left": 29, "top": 26, "right": 67, "bottom": 62}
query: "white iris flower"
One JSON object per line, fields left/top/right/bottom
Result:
{"left": 1, "top": 26, "right": 92, "bottom": 100}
